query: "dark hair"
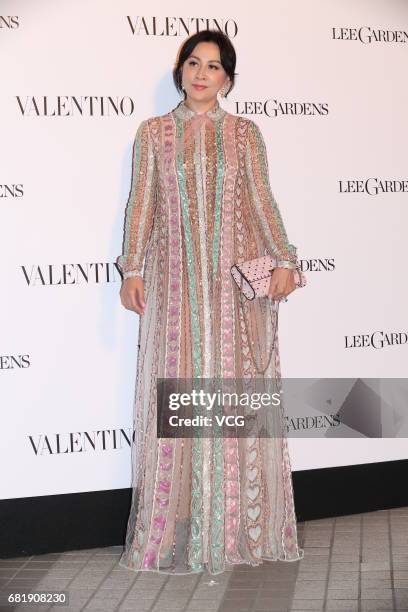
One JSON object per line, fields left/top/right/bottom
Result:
{"left": 173, "top": 30, "right": 237, "bottom": 98}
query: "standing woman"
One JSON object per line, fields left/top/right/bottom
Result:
{"left": 117, "top": 29, "right": 304, "bottom": 575}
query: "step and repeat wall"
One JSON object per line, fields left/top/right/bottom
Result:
{"left": 1, "top": 0, "right": 407, "bottom": 501}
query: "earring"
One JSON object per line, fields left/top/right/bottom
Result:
{"left": 219, "top": 84, "right": 229, "bottom": 98}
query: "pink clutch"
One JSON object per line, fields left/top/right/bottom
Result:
{"left": 230, "top": 254, "right": 306, "bottom": 374}
{"left": 230, "top": 254, "right": 306, "bottom": 301}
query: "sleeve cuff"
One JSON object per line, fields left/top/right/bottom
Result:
{"left": 276, "top": 260, "right": 298, "bottom": 269}
{"left": 116, "top": 255, "right": 143, "bottom": 280}
{"left": 123, "top": 270, "right": 143, "bottom": 280}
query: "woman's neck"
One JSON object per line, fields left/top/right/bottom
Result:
{"left": 183, "top": 97, "right": 219, "bottom": 115}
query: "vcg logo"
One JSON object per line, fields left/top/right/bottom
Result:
{"left": 345, "top": 331, "right": 408, "bottom": 349}
{"left": 235, "top": 100, "right": 329, "bottom": 118}
{"left": 339, "top": 178, "right": 408, "bottom": 195}
{"left": 332, "top": 26, "right": 408, "bottom": 44}
{"left": 126, "top": 16, "right": 238, "bottom": 37}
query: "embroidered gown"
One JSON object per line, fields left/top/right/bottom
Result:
{"left": 116, "top": 99, "right": 304, "bottom": 574}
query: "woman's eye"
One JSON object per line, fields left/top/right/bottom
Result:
{"left": 187, "top": 61, "right": 219, "bottom": 70}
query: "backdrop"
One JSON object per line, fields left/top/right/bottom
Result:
{"left": 1, "top": 0, "right": 407, "bottom": 501}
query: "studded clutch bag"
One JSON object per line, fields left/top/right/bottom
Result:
{"left": 230, "top": 254, "right": 306, "bottom": 301}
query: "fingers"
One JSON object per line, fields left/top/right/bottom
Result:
{"left": 267, "top": 276, "right": 278, "bottom": 299}
{"left": 268, "top": 276, "right": 288, "bottom": 300}
{"left": 128, "top": 290, "right": 140, "bottom": 313}
{"left": 269, "top": 286, "right": 286, "bottom": 301}
{"left": 284, "top": 274, "right": 296, "bottom": 297}
{"left": 120, "top": 281, "right": 146, "bottom": 315}
{"left": 268, "top": 269, "right": 296, "bottom": 301}
{"left": 134, "top": 285, "right": 145, "bottom": 312}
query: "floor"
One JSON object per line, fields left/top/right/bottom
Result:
{"left": 1, "top": 508, "right": 408, "bottom": 612}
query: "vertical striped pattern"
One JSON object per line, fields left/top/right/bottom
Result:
{"left": 174, "top": 116, "right": 204, "bottom": 570}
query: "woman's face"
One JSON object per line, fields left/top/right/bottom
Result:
{"left": 181, "top": 41, "right": 230, "bottom": 104}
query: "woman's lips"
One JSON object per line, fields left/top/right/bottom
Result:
{"left": 192, "top": 84, "right": 207, "bottom": 90}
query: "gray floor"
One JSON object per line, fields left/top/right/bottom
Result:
{"left": 1, "top": 508, "right": 408, "bottom": 612}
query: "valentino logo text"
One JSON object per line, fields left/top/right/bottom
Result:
{"left": 126, "top": 16, "right": 237, "bottom": 37}
{"left": 21, "top": 263, "right": 122, "bottom": 286}
{"left": 16, "top": 96, "right": 135, "bottom": 117}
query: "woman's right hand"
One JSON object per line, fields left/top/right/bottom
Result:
{"left": 120, "top": 276, "right": 145, "bottom": 315}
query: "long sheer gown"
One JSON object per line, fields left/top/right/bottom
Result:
{"left": 116, "top": 98, "right": 304, "bottom": 574}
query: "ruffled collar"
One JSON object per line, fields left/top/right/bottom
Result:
{"left": 172, "top": 99, "right": 226, "bottom": 121}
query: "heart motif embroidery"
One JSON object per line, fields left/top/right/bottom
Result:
{"left": 248, "top": 448, "right": 257, "bottom": 463}
{"left": 247, "top": 466, "right": 258, "bottom": 482}
{"left": 248, "top": 525, "right": 261, "bottom": 542}
{"left": 247, "top": 484, "right": 260, "bottom": 501}
{"left": 253, "top": 545, "right": 262, "bottom": 558}
{"left": 247, "top": 504, "right": 261, "bottom": 521}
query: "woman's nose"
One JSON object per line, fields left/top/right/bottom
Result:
{"left": 196, "top": 67, "right": 207, "bottom": 79}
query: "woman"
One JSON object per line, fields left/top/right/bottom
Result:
{"left": 117, "top": 29, "right": 304, "bottom": 575}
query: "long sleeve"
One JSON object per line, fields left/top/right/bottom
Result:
{"left": 116, "top": 119, "right": 158, "bottom": 279}
{"left": 245, "top": 119, "right": 298, "bottom": 269}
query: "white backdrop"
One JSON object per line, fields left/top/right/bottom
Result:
{"left": 1, "top": 0, "right": 407, "bottom": 501}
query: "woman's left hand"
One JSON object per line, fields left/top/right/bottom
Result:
{"left": 268, "top": 268, "right": 296, "bottom": 301}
